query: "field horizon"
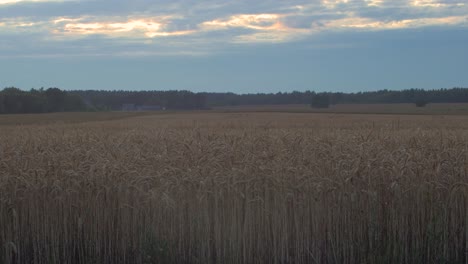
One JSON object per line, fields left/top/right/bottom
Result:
{"left": 2, "top": 102, "right": 468, "bottom": 127}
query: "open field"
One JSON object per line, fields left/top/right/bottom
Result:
{"left": 1, "top": 111, "right": 468, "bottom": 263}
{"left": 1, "top": 102, "right": 467, "bottom": 127}
{"left": 214, "top": 103, "right": 468, "bottom": 115}
{"left": 0, "top": 112, "right": 160, "bottom": 126}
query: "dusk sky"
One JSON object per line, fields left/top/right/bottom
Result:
{"left": 1, "top": 0, "right": 467, "bottom": 93}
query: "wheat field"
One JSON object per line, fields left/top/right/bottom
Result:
{"left": 1, "top": 112, "right": 467, "bottom": 263}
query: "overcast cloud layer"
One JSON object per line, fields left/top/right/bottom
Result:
{"left": 1, "top": 0, "right": 467, "bottom": 92}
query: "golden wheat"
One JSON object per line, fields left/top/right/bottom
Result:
{"left": 0, "top": 112, "right": 467, "bottom": 263}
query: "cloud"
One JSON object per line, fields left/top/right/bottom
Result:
{"left": 0, "top": 17, "right": 44, "bottom": 32}
{"left": 201, "top": 14, "right": 283, "bottom": 31}
{"left": 198, "top": 13, "right": 316, "bottom": 43}
{"left": 411, "top": 0, "right": 465, "bottom": 7}
{"left": 322, "top": 0, "right": 350, "bottom": 9}
{"left": 364, "top": 0, "right": 385, "bottom": 7}
{"left": 233, "top": 30, "right": 309, "bottom": 43}
{"left": 323, "top": 15, "right": 468, "bottom": 30}
{"left": 0, "top": 0, "right": 467, "bottom": 57}
{"left": 52, "top": 17, "right": 195, "bottom": 38}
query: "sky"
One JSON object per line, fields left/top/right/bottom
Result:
{"left": 0, "top": 0, "right": 467, "bottom": 93}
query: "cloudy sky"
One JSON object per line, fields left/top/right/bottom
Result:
{"left": 1, "top": 0, "right": 467, "bottom": 93}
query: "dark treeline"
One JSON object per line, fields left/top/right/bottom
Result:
{"left": 2, "top": 87, "right": 468, "bottom": 114}
{"left": 0, "top": 87, "right": 85, "bottom": 114}
{"left": 201, "top": 87, "right": 468, "bottom": 107}
{"left": 0, "top": 88, "right": 207, "bottom": 114}
{"left": 74, "top": 87, "right": 468, "bottom": 110}
{"left": 72, "top": 90, "right": 206, "bottom": 111}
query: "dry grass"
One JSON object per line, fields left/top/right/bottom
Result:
{"left": 0, "top": 112, "right": 467, "bottom": 263}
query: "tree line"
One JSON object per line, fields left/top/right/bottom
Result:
{"left": 2, "top": 87, "right": 468, "bottom": 114}
{"left": 201, "top": 88, "right": 468, "bottom": 108}
{"left": 74, "top": 87, "right": 468, "bottom": 110}
{"left": 0, "top": 87, "right": 85, "bottom": 114}
{"left": 0, "top": 88, "right": 207, "bottom": 114}
{"left": 72, "top": 90, "right": 206, "bottom": 111}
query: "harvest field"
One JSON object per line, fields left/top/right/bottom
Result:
{"left": 215, "top": 103, "right": 468, "bottom": 115}
{"left": 1, "top": 111, "right": 468, "bottom": 263}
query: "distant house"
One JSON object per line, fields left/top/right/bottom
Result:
{"left": 137, "top": 105, "right": 165, "bottom": 111}
{"left": 122, "top": 104, "right": 165, "bottom": 111}
{"left": 122, "top": 104, "right": 136, "bottom": 111}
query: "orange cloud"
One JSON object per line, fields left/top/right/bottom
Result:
{"left": 200, "top": 13, "right": 313, "bottom": 43}
{"left": 201, "top": 14, "right": 284, "bottom": 31}
{"left": 412, "top": 0, "right": 465, "bottom": 7}
{"left": 324, "top": 15, "right": 467, "bottom": 30}
{"left": 365, "top": 0, "right": 384, "bottom": 7}
{"left": 54, "top": 18, "right": 195, "bottom": 38}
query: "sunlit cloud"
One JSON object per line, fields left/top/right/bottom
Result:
{"left": 0, "top": 0, "right": 467, "bottom": 57}
{"left": 324, "top": 15, "right": 468, "bottom": 30}
{"left": 53, "top": 17, "right": 195, "bottom": 38}
{"left": 322, "top": 0, "right": 349, "bottom": 9}
{"left": 200, "top": 13, "right": 315, "bottom": 43}
{"left": 53, "top": 17, "right": 81, "bottom": 24}
{"left": 365, "top": 0, "right": 385, "bottom": 7}
{"left": 411, "top": 0, "right": 465, "bottom": 7}
{"left": 0, "top": 18, "right": 42, "bottom": 30}
{"left": 200, "top": 14, "right": 283, "bottom": 31}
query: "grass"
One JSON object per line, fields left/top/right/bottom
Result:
{"left": 0, "top": 111, "right": 467, "bottom": 263}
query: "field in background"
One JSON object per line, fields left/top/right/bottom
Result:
{"left": 215, "top": 103, "right": 468, "bottom": 115}
{"left": 1, "top": 111, "right": 468, "bottom": 263}
{"left": 2, "top": 102, "right": 468, "bottom": 127}
{"left": 0, "top": 111, "right": 160, "bottom": 126}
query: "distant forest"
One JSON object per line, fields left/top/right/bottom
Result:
{"left": 1, "top": 87, "right": 468, "bottom": 114}
{"left": 0, "top": 87, "right": 85, "bottom": 114}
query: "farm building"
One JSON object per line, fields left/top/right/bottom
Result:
{"left": 122, "top": 104, "right": 165, "bottom": 111}
{"left": 122, "top": 104, "right": 136, "bottom": 111}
